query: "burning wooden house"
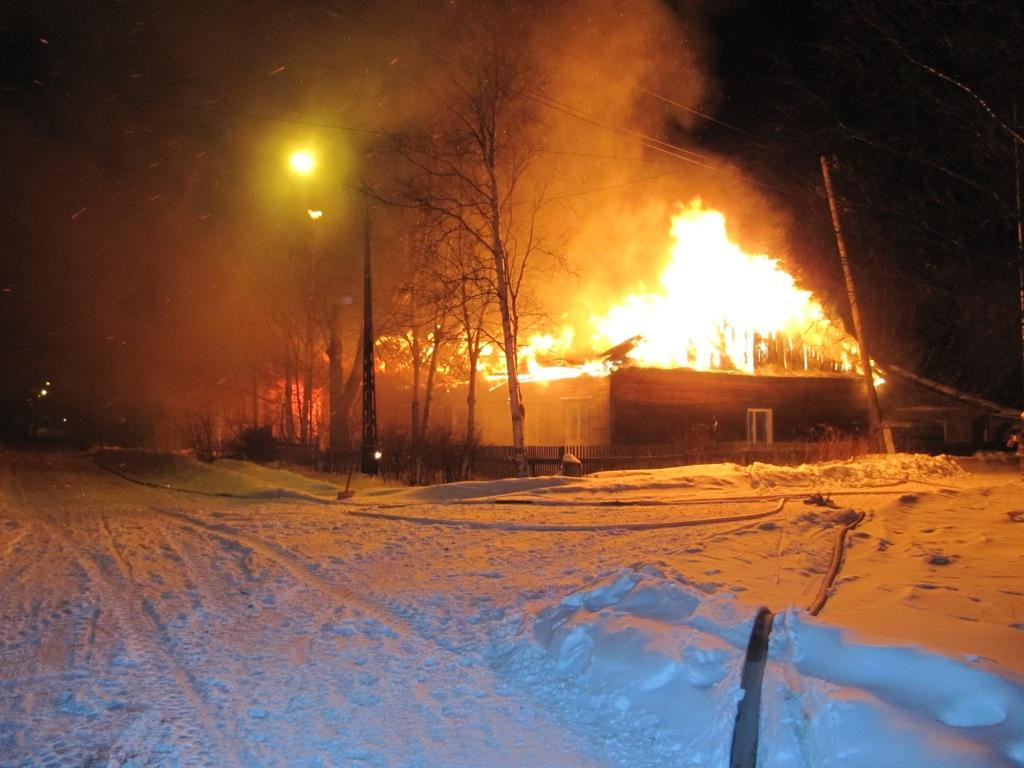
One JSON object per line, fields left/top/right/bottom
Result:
{"left": 467, "top": 201, "right": 872, "bottom": 449}
{"left": 471, "top": 361, "right": 869, "bottom": 448}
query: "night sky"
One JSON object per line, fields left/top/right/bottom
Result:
{"left": 1, "top": 0, "right": 1021, "bottom": 444}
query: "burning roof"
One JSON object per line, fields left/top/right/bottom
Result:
{"left": 483, "top": 199, "right": 859, "bottom": 384}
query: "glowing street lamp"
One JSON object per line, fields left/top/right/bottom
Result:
{"left": 289, "top": 150, "right": 315, "bottom": 176}
{"left": 284, "top": 147, "right": 379, "bottom": 475}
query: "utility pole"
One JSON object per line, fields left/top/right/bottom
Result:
{"left": 1014, "top": 99, "right": 1024, "bottom": 404}
{"left": 360, "top": 196, "right": 380, "bottom": 475}
{"left": 819, "top": 155, "right": 894, "bottom": 453}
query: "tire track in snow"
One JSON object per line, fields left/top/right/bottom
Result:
{"left": 148, "top": 505, "right": 409, "bottom": 633}
{"left": 52, "top": 519, "right": 242, "bottom": 767}
{"left": 96, "top": 509, "right": 254, "bottom": 766}
{"left": 3, "top": 456, "right": 244, "bottom": 768}
{"left": 143, "top": 504, "right": 614, "bottom": 765}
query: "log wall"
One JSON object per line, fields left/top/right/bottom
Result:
{"left": 610, "top": 367, "right": 869, "bottom": 444}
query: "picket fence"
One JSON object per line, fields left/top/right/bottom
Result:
{"left": 471, "top": 439, "right": 870, "bottom": 479}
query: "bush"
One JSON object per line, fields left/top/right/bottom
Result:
{"left": 183, "top": 412, "right": 216, "bottom": 463}
{"left": 376, "top": 426, "right": 466, "bottom": 485}
{"left": 231, "top": 425, "right": 277, "bottom": 462}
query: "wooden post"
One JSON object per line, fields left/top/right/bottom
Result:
{"left": 1014, "top": 99, "right": 1024, "bottom": 403}
{"left": 819, "top": 156, "right": 894, "bottom": 453}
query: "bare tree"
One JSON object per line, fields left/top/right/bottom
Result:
{"left": 249, "top": 233, "right": 332, "bottom": 448}
{"left": 746, "top": 0, "right": 1024, "bottom": 403}
{"left": 386, "top": 34, "right": 557, "bottom": 476}
{"left": 375, "top": 219, "right": 462, "bottom": 483}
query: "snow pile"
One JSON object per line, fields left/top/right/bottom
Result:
{"left": 744, "top": 453, "right": 963, "bottom": 489}
{"left": 363, "top": 454, "right": 965, "bottom": 509}
{"left": 212, "top": 458, "right": 345, "bottom": 499}
{"left": 764, "top": 611, "right": 1024, "bottom": 768}
{"left": 959, "top": 451, "right": 1022, "bottom": 474}
{"left": 92, "top": 449, "right": 342, "bottom": 501}
{"left": 542, "top": 464, "right": 741, "bottom": 495}
{"left": 491, "top": 565, "right": 749, "bottom": 767}
{"left": 497, "top": 566, "right": 1024, "bottom": 768}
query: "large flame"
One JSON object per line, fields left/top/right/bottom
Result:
{"left": 484, "top": 199, "right": 858, "bottom": 383}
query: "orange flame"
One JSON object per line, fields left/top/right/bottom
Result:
{"left": 482, "top": 199, "right": 858, "bottom": 382}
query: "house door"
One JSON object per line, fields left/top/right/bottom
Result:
{"left": 747, "top": 408, "right": 773, "bottom": 445}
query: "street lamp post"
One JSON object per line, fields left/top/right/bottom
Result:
{"left": 287, "top": 149, "right": 379, "bottom": 475}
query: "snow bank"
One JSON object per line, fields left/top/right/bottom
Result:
{"left": 497, "top": 566, "right": 1024, "bottom": 768}
{"left": 366, "top": 454, "right": 965, "bottom": 509}
{"left": 212, "top": 458, "right": 344, "bottom": 499}
{"left": 360, "top": 474, "right": 581, "bottom": 502}
{"left": 957, "top": 451, "right": 1022, "bottom": 474}
{"left": 764, "top": 610, "right": 1024, "bottom": 768}
{"left": 490, "top": 566, "right": 749, "bottom": 767}
{"left": 743, "top": 453, "right": 963, "bottom": 489}
{"left": 93, "top": 449, "right": 342, "bottom": 501}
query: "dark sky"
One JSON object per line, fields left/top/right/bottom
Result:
{"left": 1, "top": 0, "right": 1020, "bottom": 442}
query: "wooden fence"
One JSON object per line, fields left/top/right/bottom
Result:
{"left": 472, "top": 439, "right": 870, "bottom": 479}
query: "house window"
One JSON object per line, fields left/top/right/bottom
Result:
{"left": 747, "top": 408, "right": 773, "bottom": 445}
{"left": 562, "top": 398, "right": 591, "bottom": 445}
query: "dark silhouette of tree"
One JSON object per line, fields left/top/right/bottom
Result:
{"left": 713, "top": 0, "right": 1024, "bottom": 404}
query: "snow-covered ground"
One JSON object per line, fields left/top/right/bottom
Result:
{"left": 0, "top": 449, "right": 1022, "bottom": 767}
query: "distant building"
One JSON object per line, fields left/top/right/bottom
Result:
{"left": 880, "top": 365, "right": 1019, "bottom": 455}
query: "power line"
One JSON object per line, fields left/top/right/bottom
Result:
{"left": 122, "top": 94, "right": 393, "bottom": 136}
{"left": 547, "top": 169, "right": 688, "bottom": 200}
{"left": 532, "top": 37, "right": 764, "bottom": 142}
{"left": 538, "top": 148, "right": 670, "bottom": 164}
{"left": 527, "top": 91, "right": 783, "bottom": 191}
{"left": 117, "top": 92, "right": 696, "bottom": 167}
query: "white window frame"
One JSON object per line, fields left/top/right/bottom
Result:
{"left": 747, "top": 408, "right": 774, "bottom": 445}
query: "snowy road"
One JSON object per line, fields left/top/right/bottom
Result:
{"left": 1, "top": 451, "right": 1022, "bottom": 767}
{"left": 1, "top": 453, "right": 617, "bottom": 766}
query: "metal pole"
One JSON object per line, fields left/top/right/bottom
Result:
{"left": 819, "top": 155, "right": 894, "bottom": 453}
{"left": 360, "top": 196, "right": 380, "bottom": 475}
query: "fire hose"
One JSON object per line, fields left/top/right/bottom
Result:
{"left": 729, "top": 506, "right": 866, "bottom": 767}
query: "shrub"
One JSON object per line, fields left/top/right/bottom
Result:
{"left": 231, "top": 425, "right": 277, "bottom": 462}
